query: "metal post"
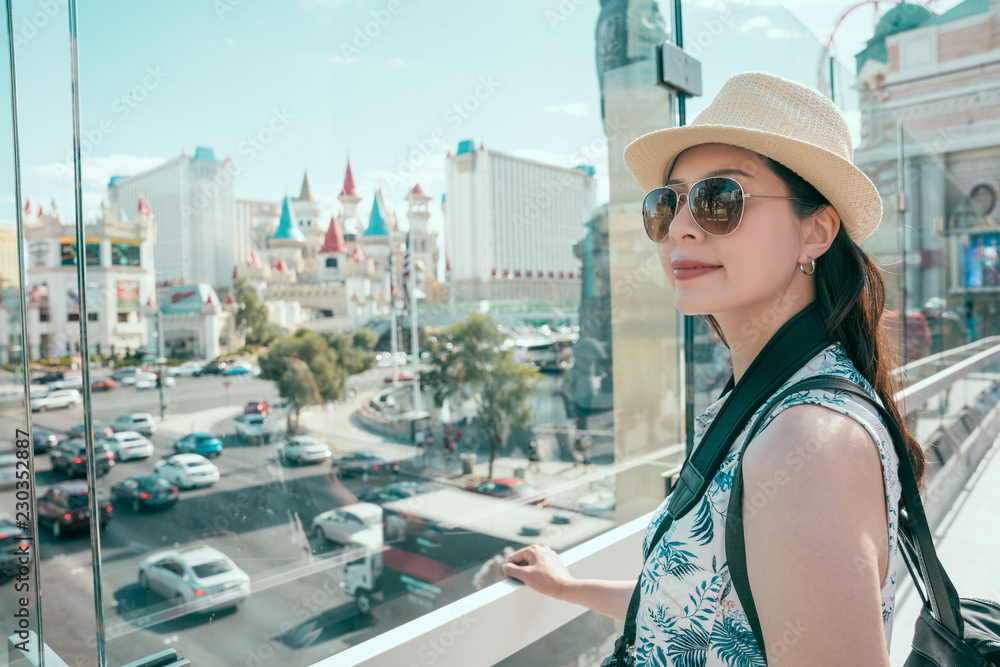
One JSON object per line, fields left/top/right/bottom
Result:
{"left": 156, "top": 310, "right": 166, "bottom": 418}
{"left": 897, "top": 122, "right": 908, "bottom": 366}
{"left": 409, "top": 226, "right": 421, "bottom": 414}
{"left": 66, "top": 0, "right": 108, "bottom": 663}
{"left": 6, "top": 0, "right": 46, "bottom": 659}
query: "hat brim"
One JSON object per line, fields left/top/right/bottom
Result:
{"left": 623, "top": 124, "right": 882, "bottom": 244}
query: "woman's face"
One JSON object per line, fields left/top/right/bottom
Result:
{"left": 656, "top": 144, "right": 805, "bottom": 319}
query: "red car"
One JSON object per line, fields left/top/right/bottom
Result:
{"left": 383, "top": 371, "right": 413, "bottom": 383}
{"left": 243, "top": 400, "right": 270, "bottom": 416}
{"left": 462, "top": 477, "right": 548, "bottom": 506}
{"left": 91, "top": 377, "right": 116, "bottom": 391}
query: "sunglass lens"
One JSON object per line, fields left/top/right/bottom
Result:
{"left": 690, "top": 178, "right": 744, "bottom": 235}
{"left": 642, "top": 188, "right": 676, "bottom": 241}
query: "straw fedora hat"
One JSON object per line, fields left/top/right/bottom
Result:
{"left": 623, "top": 71, "right": 882, "bottom": 244}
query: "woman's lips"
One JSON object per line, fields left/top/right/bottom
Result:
{"left": 672, "top": 260, "right": 721, "bottom": 280}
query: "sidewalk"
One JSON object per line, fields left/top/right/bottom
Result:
{"left": 889, "top": 435, "right": 1000, "bottom": 665}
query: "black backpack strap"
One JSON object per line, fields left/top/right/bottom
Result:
{"left": 726, "top": 374, "right": 963, "bottom": 663}
{"left": 615, "top": 305, "right": 832, "bottom": 656}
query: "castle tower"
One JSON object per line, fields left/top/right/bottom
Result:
{"left": 337, "top": 159, "right": 363, "bottom": 235}
{"left": 318, "top": 214, "right": 348, "bottom": 283}
{"left": 267, "top": 196, "right": 306, "bottom": 274}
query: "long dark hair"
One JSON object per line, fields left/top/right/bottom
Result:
{"left": 705, "top": 155, "right": 925, "bottom": 485}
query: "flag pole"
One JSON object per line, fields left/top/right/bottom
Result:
{"left": 409, "top": 225, "right": 421, "bottom": 413}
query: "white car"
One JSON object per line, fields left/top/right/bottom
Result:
{"left": 48, "top": 374, "right": 83, "bottom": 391}
{"left": 276, "top": 436, "right": 332, "bottom": 465}
{"left": 153, "top": 454, "right": 220, "bottom": 489}
{"left": 111, "top": 412, "right": 156, "bottom": 436}
{"left": 233, "top": 414, "right": 272, "bottom": 444}
{"left": 167, "top": 361, "right": 205, "bottom": 377}
{"left": 0, "top": 454, "right": 19, "bottom": 489}
{"left": 134, "top": 373, "right": 175, "bottom": 391}
{"left": 106, "top": 431, "right": 155, "bottom": 461}
{"left": 311, "top": 502, "right": 383, "bottom": 545}
{"left": 30, "top": 389, "right": 82, "bottom": 412}
{"left": 138, "top": 546, "right": 250, "bottom": 613}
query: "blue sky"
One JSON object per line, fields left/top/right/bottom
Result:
{"left": 0, "top": 0, "right": 962, "bottom": 262}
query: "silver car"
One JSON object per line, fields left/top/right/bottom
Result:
{"left": 111, "top": 412, "right": 157, "bottom": 436}
{"left": 276, "top": 436, "right": 332, "bottom": 465}
{"left": 153, "top": 454, "right": 220, "bottom": 489}
{"left": 312, "top": 502, "right": 382, "bottom": 545}
{"left": 138, "top": 546, "right": 250, "bottom": 613}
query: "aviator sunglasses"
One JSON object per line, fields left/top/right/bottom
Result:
{"left": 641, "top": 176, "right": 798, "bottom": 241}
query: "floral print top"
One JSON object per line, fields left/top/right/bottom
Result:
{"left": 635, "top": 344, "right": 902, "bottom": 666}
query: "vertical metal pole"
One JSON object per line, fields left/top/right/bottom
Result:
{"left": 409, "top": 227, "right": 421, "bottom": 414}
{"left": 897, "top": 122, "right": 908, "bottom": 367}
{"left": 157, "top": 310, "right": 166, "bottom": 418}
{"left": 672, "top": 0, "right": 696, "bottom": 453}
{"left": 6, "top": 1, "right": 47, "bottom": 661}
{"left": 829, "top": 55, "right": 836, "bottom": 104}
{"left": 66, "top": 1, "right": 108, "bottom": 663}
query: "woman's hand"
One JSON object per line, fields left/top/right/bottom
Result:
{"left": 502, "top": 544, "right": 574, "bottom": 599}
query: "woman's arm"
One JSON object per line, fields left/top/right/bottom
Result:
{"left": 502, "top": 544, "right": 635, "bottom": 621}
{"left": 742, "top": 404, "right": 892, "bottom": 666}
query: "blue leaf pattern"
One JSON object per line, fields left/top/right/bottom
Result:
{"left": 635, "top": 344, "right": 902, "bottom": 665}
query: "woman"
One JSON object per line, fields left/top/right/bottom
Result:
{"left": 503, "top": 72, "right": 923, "bottom": 665}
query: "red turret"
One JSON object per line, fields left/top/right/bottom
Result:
{"left": 410, "top": 183, "right": 428, "bottom": 197}
{"left": 225, "top": 292, "right": 236, "bottom": 305}
{"left": 320, "top": 215, "right": 347, "bottom": 254}
{"left": 339, "top": 160, "right": 358, "bottom": 197}
{"left": 275, "top": 257, "right": 289, "bottom": 273}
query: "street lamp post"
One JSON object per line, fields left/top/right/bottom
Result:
{"left": 143, "top": 302, "right": 167, "bottom": 419}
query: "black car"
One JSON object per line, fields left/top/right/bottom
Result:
{"left": 32, "top": 427, "right": 58, "bottom": 453}
{"left": 37, "top": 481, "right": 112, "bottom": 538}
{"left": 194, "top": 362, "right": 228, "bottom": 377}
{"left": 110, "top": 475, "right": 180, "bottom": 512}
{"left": 357, "top": 481, "right": 433, "bottom": 504}
{"left": 66, "top": 421, "right": 114, "bottom": 440}
{"left": 0, "top": 518, "right": 29, "bottom": 581}
{"left": 50, "top": 439, "right": 115, "bottom": 478}
{"left": 31, "top": 370, "right": 63, "bottom": 385}
{"left": 332, "top": 450, "right": 399, "bottom": 478}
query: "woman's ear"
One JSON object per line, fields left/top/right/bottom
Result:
{"left": 800, "top": 205, "right": 841, "bottom": 263}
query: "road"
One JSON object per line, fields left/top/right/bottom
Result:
{"left": 0, "top": 370, "right": 440, "bottom": 666}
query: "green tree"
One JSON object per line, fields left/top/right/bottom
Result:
{"left": 425, "top": 314, "right": 541, "bottom": 478}
{"left": 352, "top": 328, "right": 378, "bottom": 351}
{"left": 234, "top": 279, "right": 273, "bottom": 346}
{"left": 276, "top": 357, "right": 321, "bottom": 433}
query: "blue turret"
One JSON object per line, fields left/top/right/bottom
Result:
{"left": 272, "top": 196, "right": 307, "bottom": 243}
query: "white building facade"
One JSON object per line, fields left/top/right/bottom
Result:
{"left": 108, "top": 146, "right": 236, "bottom": 292}
{"left": 444, "top": 140, "right": 597, "bottom": 301}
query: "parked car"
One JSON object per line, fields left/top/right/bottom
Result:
{"left": 332, "top": 450, "right": 399, "bottom": 478}
{"left": 233, "top": 413, "right": 272, "bottom": 444}
{"left": 138, "top": 546, "right": 250, "bottom": 613}
{"left": 154, "top": 454, "right": 220, "bottom": 489}
{"left": 383, "top": 371, "right": 414, "bottom": 383}
{"left": 0, "top": 517, "right": 29, "bottom": 580}
{"left": 134, "top": 372, "right": 175, "bottom": 391}
{"left": 37, "top": 481, "right": 112, "bottom": 538}
{"left": 357, "top": 481, "right": 434, "bottom": 504}
{"left": 174, "top": 432, "right": 223, "bottom": 457}
{"left": 48, "top": 374, "right": 83, "bottom": 391}
{"left": 110, "top": 475, "right": 179, "bottom": 512}
{"left": 106, "top": 431, "right": 155, "bottom": 461}
{"left": 111, "top": 412, "right": 156, "bottom": 436}
{"left": 167, "top": 361, "right": 204, "bottom": 377}
{"left": 276, "top": 436, "right": 332, "bottom": 465}
{"left": 32, "top": 427, "right": 59, "bottom": 453}
{"left": 91, "top": 376, "right": 116, "bottom": 391}
{"left": 111, "top": 368, "right": 144, "bottom": 385}
{"left": 50, "top": 440, "right": 115, "bottom": 478}
{"left": 311, "top": 502, "right": 383, "bottom": 545}
{"left": 462, "top": 477, "right": 548, "bottom": 506}
{"left": 243, "top": 399, "right": 270, "bottom": 416}
{"left": 67, "top": 421, "right": 114, "bottom": 440}
{"left": 221, "top": 361, "right": 253, "bottom": 376}
{"left": 194, "top": 362, "right": 228, "bottom": 377}
{"left": 31, "top": 370, "right": 64, "bottom": 385}
{"left": 29, "top": 389, "right": 82, "bottom": 412}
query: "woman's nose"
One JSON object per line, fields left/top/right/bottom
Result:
{"left": 667, "top": 193, "right": 703, "bottom": 242}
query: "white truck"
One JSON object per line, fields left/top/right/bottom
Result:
{"left": 340, "top": 488, "right": 613, "bottom": 615}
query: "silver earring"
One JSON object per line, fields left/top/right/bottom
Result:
{"left": 799, "top": 258, "right": 816, "bottom": 276}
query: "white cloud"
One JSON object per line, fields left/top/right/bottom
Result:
{"left": 388, "top": 58, "right": 407, "bottom": 67}
{"left": 543, "top": 102, "right": 589, "bottom": 117}
{"left": 226, "top": 38, "right": 235, "bottom": 47}
{"left": 330, "top": 54, "right": 361, "bottom": 65}
{"left": 739, "top": 16, "right": 773, "bottom": 32}
{"left": 766, "top": 27, "right": 802, "bottom": 39}
{"left": 31, "top": 154, "right": 168, "bottom": 188}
